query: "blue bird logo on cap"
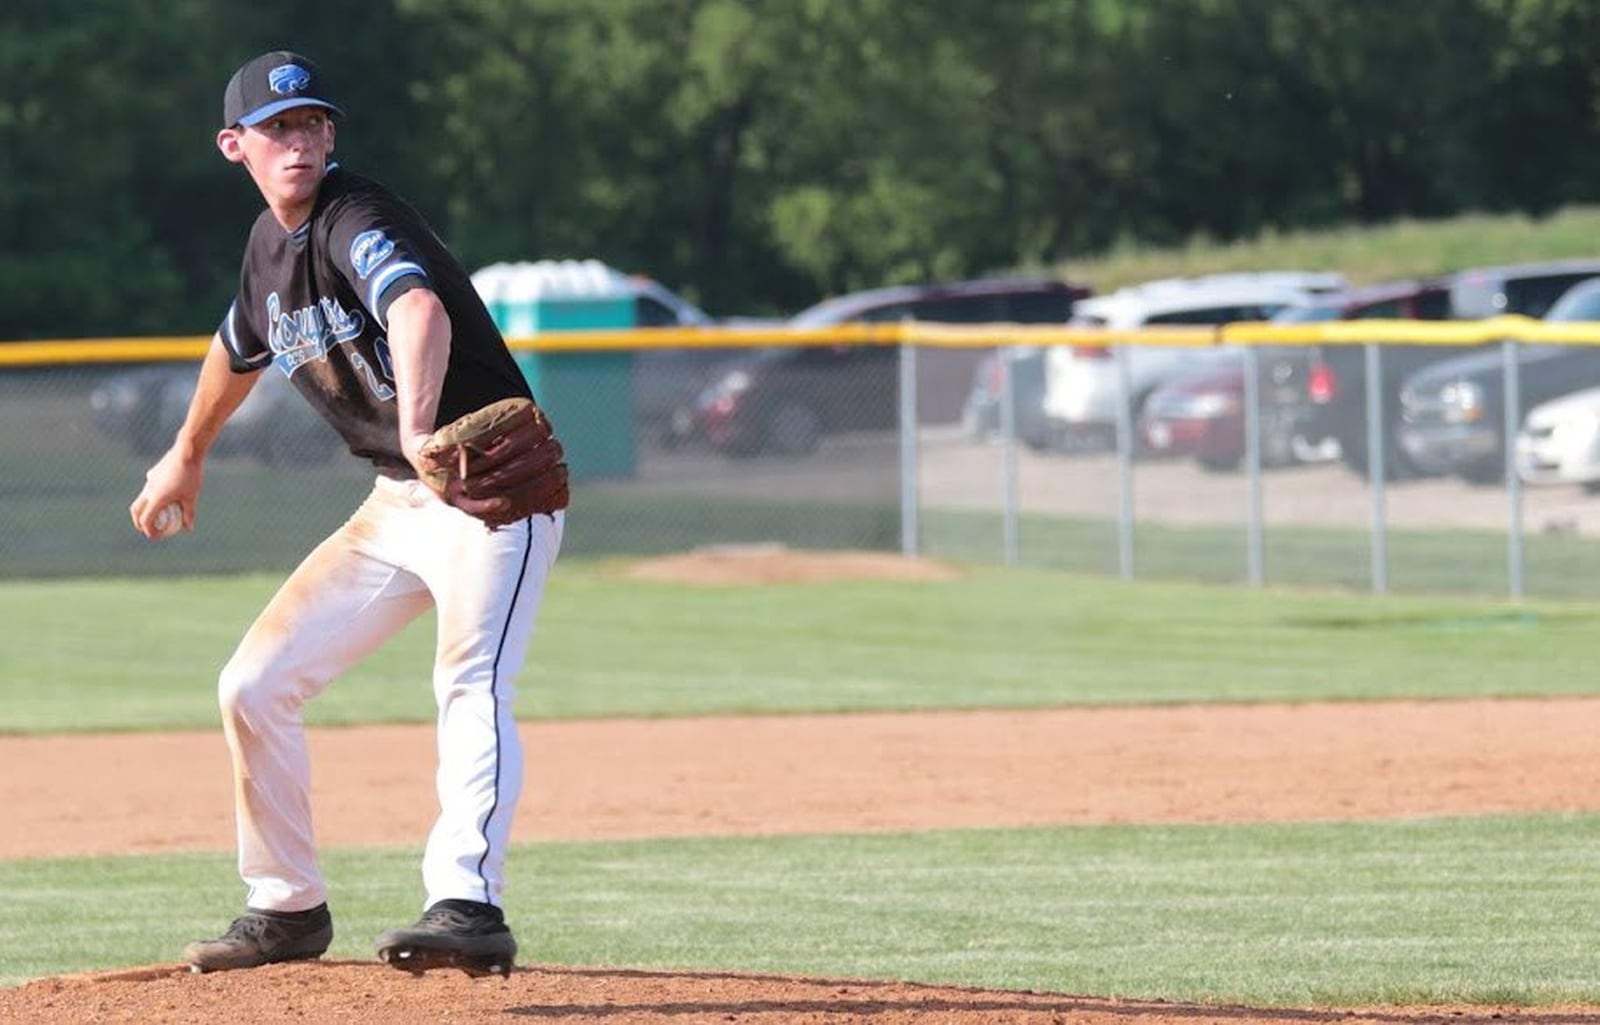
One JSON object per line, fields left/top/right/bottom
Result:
{"left": 268, "top": 64, "right": 313, "bottom": 95}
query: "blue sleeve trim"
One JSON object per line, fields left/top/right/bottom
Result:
{"left": 369, "top": 262, "right": 428, "bottom": 328}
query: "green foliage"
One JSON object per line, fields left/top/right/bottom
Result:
{"left": 6, "top": 2, "right": 1600, "bottom": 334}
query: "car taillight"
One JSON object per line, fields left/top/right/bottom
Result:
{"left": 1307, "top": 361, "right": 1337, "bottom": 404}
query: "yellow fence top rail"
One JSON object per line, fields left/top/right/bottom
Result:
{"left": 10, "top": 314, "right": 1600, "bottom": 368}
{"left": 0, "top": 337, "right": 212, "bottom": 366}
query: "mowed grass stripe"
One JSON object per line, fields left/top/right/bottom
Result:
{"left": 2, "top": 814, "right": 1599, "bottom": 1005}
{"left": 5, "top": 565, "right": 1600, "bottom": 732}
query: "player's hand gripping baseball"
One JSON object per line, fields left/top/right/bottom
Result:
{"left": 129, "top": 446, "right": 204, "bottom": 541}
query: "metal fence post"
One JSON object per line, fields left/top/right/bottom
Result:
{"left": 1503, "top": 339, "right": 1525, "bottom": 599}
{"left": 1242, "top": 344, "right": 1264, "bottom": 586}
{"left": 1114, "top": 344, "right": 1135, "bottom": 580}
{"left": 1364, "top": 342, "right": 1388, "bottom": 594}
{"left": 998, "top": 346, "right": 1020, "bottom": 565}
{"left": 898, "top": 339, "right": 919, "bottom": 556}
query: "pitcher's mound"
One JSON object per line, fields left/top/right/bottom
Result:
{"left": 0, "top": 961, "right": 1561, "bottom": 1025}
{"left": 617, "top": 544, "right": 963, "bottom": 585}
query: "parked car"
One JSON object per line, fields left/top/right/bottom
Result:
{"left": 1399, "top": 275, "right": 1600, "bottom": 484}
{"left": 1310, "top": 260, "right": 1600, "bottom": 479}
{"left": 1137, "top": 308, "right": 1334, "bottom": 474}
{"left": 673, "top": 276, "right": 1090, "bottom": 456}
{"left": 684, "top": 343, "right": 894, "bottom": 456}
{"left": 785, "top": 275, "right": 1090, "bottom": 333}
{"left": 624, "top": 273, "right": 764, "bottom": 446}
{"left": 960, "top": 346, "right": 1052, "bottom": 447}
{"left": 1262, "top": 296, "right": 1354, "bottom": 459}
{"left": 1039, "top": 271, "right": 1346, "bottom": 451}
{"left": 1290, "top": 277, "right": 1458, "bottom": 478}
{"left": 631, "top": 274, "right": 715, "bottom": 328}
{"left": 1516, "top": 384, "right": 1600, "bottom": 492}
{"left": 789, "top": 275, "right": 1091, "bottom": 423}
{"left": 89, "top": 363, "right": 340, "bottom": 464}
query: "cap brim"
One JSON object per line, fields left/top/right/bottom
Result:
{"left": 237, "top": 97, "right": 343, "bottom": 127}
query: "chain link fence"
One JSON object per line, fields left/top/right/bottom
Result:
{"left": 5, "top": 324, "right": 1600, "bottom": 598}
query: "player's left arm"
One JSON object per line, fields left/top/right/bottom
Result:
{"left": 385, "top": 287, "right": 453, "bottom": 473}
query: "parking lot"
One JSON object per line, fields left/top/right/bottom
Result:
{"left": 628, "top": 427, "right": 1600, "bottom": 538}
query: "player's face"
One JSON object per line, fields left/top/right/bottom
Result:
{"left": 216, "top": 107, "right": 336, "bottom": 225}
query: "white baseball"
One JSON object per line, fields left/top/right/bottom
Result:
{"left": 151, "top": 503, "right": 183, "bottom": 539}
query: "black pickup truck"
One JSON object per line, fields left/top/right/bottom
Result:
{"left": 1306, "top": 261, "right": 1600, "bottom": 478}
{"left": 1397, "top": 276, "right": 1600, "bottom": 484}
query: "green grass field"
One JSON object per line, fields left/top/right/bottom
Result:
{"left": 5, "top": 817, "right": 1600, "bottom": 1005}
{"left": 4, "top": 562, "right": 1600, "bottom": 1004}
{"left": 3, "top": 563, "right": 1599, "bottom": 733}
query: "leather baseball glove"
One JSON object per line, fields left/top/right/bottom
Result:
{"left": 417, "top": 397, "right": 569, "bottom": 528}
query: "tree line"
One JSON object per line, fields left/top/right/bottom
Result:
{"left": 4, "top": 0, "right": 1600, "bottom": 339}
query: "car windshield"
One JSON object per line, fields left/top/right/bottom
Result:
{"left": 1544, "top": 283, "right": 1600, "bottom": 322}
{"left": 1270, "top": 303, "right": 1343, "bottom": 323}
{"left": 1144, "top": 303, "right": 1290, "bottom": 324}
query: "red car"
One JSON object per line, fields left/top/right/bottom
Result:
{"left": 1137, "top": 350, "right": 1325, "bottom": 472}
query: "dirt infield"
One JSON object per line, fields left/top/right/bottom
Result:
{"left": 7, "top": 697, "right": 1600, "bottom": 1023}
{"left": 6, "top": 549, "right": 1600, "bottom": 1022}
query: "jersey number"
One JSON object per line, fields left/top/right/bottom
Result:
{"left": 353, "top": 339, "right": 397, "bottom": 401}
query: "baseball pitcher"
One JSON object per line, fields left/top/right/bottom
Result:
{"left": 128, "top": 51, "right": 567, "bottom": 977}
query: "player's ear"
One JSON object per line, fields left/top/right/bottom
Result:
{"left": 325, "top": 117, "right": 335, "bottom": 154}
{"left": 216, "top": 127, "right": 247, "bottom": 164}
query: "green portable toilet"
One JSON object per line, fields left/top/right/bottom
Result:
{"left": 471, "top": 259, "right": 637, "bottom": 480}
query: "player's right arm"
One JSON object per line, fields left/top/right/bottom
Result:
{"left": 129, "top": 334, "right": 263, "bottom": 538}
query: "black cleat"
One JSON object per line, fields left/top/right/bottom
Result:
{"left": 184, "top": 904, "right": 333, "bottom": 973}
{"left": 374, "top": 899, "right": 517, "bottom": 977}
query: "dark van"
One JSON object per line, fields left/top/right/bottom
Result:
{"left": 675, "top": 277, "right": 1091, "bottom": 456}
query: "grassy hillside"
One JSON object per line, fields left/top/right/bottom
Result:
{"left": 1054, "top": 205, "right": 1600, "bottom": 292}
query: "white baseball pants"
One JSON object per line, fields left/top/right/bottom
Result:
{"left": 216, "top": 475, "right": 562, "bottom": 913}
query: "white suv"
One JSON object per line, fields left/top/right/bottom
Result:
{"left": 1040, "top": 271, "right": 1345, "bottom": 449}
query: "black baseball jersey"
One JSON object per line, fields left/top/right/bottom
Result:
{"left": 219, "top": 165, "right": 531, "bottom": 477}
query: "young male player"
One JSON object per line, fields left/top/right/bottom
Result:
{"left": 130, "top": 50, "right": 566, "bottom": 976}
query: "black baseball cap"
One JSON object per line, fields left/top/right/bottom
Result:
{"left": 222, "top": 51, "right": 343, "bottom": 129}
